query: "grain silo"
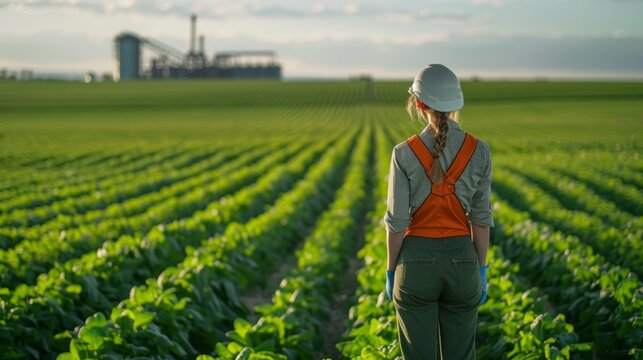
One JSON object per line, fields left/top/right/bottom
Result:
{"left": 114, "top": 33, "right": 141, "bottom": 81}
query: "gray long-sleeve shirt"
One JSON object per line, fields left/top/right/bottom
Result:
{"left": 383, "top": 118, "right": 494, "bottom": 233}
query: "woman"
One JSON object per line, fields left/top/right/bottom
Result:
{"left": 383, "top": 64, "right": 493, "bottom": 359}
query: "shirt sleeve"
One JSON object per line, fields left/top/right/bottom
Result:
{"left": 469, "top": 142, "right": 494, "bottom": 227}
{"left": 383, "top": 146, "right": 411, "bottom": 233}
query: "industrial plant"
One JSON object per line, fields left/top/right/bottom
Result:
{"left": 114, "top": 14, "right": 281, "bottom": 81}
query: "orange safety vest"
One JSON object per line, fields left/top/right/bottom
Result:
{"left": 404, "top": 132, "right": 478, "bottom": 239}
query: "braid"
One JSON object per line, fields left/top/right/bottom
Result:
{"left": 428, "top": 110, "right": 449, "bottom": 184}
{"left": 433, "top": 111, "right": 449, "bottom": 157}
{"left": 406, "top": 94, "right": 460, "bottom": 185}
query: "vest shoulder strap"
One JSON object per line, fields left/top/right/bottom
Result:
{"left": 446, "top": 133, "right": 478, "bottom": 180}
{"left": 406, "top": 134, "right": 434, "bottom": 179}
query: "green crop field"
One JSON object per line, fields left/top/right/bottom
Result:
{"left": 0, "top": 79, "right": 641, "bottom": 360}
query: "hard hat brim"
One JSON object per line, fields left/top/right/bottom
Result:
{"left": 408, "top": 87, "right": 463, "bottom": 112}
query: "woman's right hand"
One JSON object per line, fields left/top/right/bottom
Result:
{"left": 479, "top": 264, "right": 489, "bottom": 305}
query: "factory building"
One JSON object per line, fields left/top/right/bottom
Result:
{"left": 113, "top": 14, "right": 281, "bottom": 81}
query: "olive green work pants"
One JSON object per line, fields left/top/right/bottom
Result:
{"left": 392, "top": 235, "right": 482, "bottom": 360}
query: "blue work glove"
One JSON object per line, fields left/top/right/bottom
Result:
{"left": 386, "top": 269, "right": 395, "bottom": 301}
{"left": 479, "top": 264, "right": 489, "bottom": 306}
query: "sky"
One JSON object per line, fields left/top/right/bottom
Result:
{"left": 0, "top": 0, "right": 642, "bottom": 80}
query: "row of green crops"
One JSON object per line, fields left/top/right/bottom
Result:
{"left": 493, "top": 166, "right": 642, "bottom": 278}
{"left": 1, "top": 131, "right": 348, "bottom": 358}
{"left": 55, "top": 124, "right": 361, "bottom": 359}
{"left": 0, "top": 144, "right": 233, "bottom": 226}
{"left": 498, "top": 159, "right": 637, "bottom": 230}
{"left": 207, "top": 123, "right": 373, "bottom": 359}
{"left": 490, "top": 194, "right": 642, "bottom": 358}
{"left": 547, "top": 159, "right": 643, "bottom": 216}
{"left": 0, "top": 98, "right": 354, "bottom": 215}
{"left": 334, "top": 118, "right": 401, "bottom": 359}
{"left": 0, "top": 142, "right": 260, "bottom": 247}
{"left": 1, "top": 145, "right": 173, "bottom": 193}
{"left": 0, "top": 137, "right": 309, "bottom": 287}
{"left": 0, "top": 144, "right": 187, "bottom": 208}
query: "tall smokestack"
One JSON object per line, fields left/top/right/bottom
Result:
{"left": 189, "top": 14, "right": 197, "bottom": 54}
{"left": 199, "top": 35, "right": 205, "bottom": 55}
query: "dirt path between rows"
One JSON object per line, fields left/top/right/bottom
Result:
{"left": 316, "top": 219, "right": 366, "bottom": 359}
{"left": 239, "top": 247, "right": 300, "bottom": 324}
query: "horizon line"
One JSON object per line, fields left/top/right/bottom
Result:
{"left": 3, "top": 70, "right": 643, "bottom": 83}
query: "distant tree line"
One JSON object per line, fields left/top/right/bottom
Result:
{"left": 0, "top": 68, "right": 114, "bottom": 82}
{"left": 0, "top": 68, "right": 34, "bottom": 81}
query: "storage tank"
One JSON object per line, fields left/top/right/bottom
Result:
{"left": 115, "top": 33, "right": 141, "bottom": 81}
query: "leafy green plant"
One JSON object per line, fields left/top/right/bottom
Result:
{"left": 1, "top": 136, "right": 337, "bottom": 358}
{"left": 491, "top": 193, "right": 642, "bottom": 358}
{"left": 54, "top": 129, "right": 359, "bottom": 359}
{"left": 210, "top": 124, "right": 373, "bottom": 359}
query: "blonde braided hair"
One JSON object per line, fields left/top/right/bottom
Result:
{"left": 406, "top": 94, "right": 461, "bottom": 184}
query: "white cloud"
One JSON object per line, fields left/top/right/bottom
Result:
{"left": 254, "top": 31, "right": 449, "bottom": 46}
{"left": 2, "top": 0, "right": 233, "bottom": 17}
{"left": 1, "top": 0, "right": 478, "bottom": 23}
{"left": 344, "top": 4, "right": 359, "bottom": 15}
{"left": 471, "top": 0, "right": 505, "bottom": 7}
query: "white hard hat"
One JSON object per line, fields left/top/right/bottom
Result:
{"left": 408, "top": 64, "right": 464, "bottom": 112}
